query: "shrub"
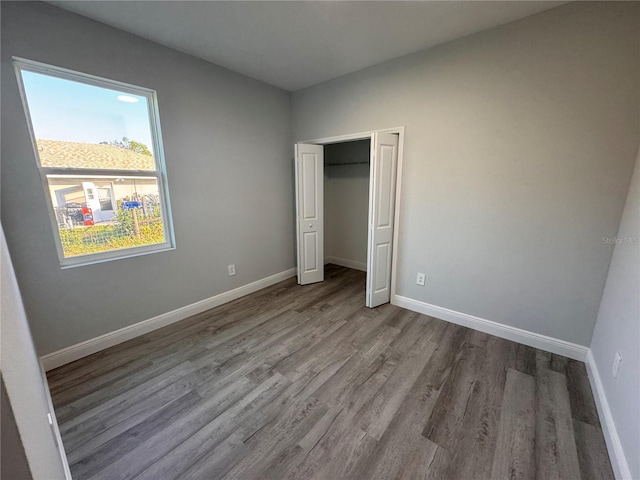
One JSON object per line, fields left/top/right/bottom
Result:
{"left": 59, "top": 219, "right": 165, "bottom": 257}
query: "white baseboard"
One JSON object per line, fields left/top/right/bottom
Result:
{"left": 585, "top": 350, "right": 632, "bottom": 480}
{"left": 392, "top": 295, "right": 588, "bottom": 361}
{"left": 324, "top": 256, "right": 367, "bottom": 272}
{"left": 40, "top": 268, "right": 297, "bottom": 371}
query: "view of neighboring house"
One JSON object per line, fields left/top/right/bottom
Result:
{"left": 39, "top": 139, "right": 161, "bottom": 227}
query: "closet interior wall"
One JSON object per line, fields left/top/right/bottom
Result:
{"left": 324, "top": 140, "right": 371, "bottom": 271}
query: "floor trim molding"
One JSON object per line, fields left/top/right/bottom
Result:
{"left": 585, "top": 350, "right": 632, "bottom": 480}
{"left": 324, "top": 256, "right": 367, "bottom": 272}
{"left": 392, "top": 295, "right": 588, "bottom": 361}
{"left": 40, "top": 268, "right": 297, "bottom": 371}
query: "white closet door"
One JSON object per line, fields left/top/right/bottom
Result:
{"left": 366, "top": 132, "right": 399, "bottom": 307}
{"left": 295, "top": 143, "right": 324, "bottom": 285}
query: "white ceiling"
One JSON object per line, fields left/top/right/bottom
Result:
{"left": 49, "top": 1, "right": 567, "bottom": 92}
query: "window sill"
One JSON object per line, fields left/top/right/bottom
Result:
{"left": 59, "top": 243, "right": 175, "bottom": 269}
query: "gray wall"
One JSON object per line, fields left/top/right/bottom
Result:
{"left": 1, "top": 378, "right": 33, "bottom": 480}
{"left": 1, "top": 227, "right": 67, "bottom": 479}
{"left": 293, "top": 2, "right": 640, "bottom": 346}
{"left": 324, "top": 141, "right": 370, "bottom": 267}
{"left": 590, "top": 150, "right": 640, "bottom": 480}
{"left": 1, "top": 2, "right": 294, "bottom": 355}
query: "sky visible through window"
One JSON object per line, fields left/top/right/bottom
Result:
{"left": 21, "top": 70, "right": 154, "bottom": 153}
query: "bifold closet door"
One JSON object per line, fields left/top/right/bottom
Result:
{"left": 367, "top": 132, "right": 399, "bottom": 307}
{"left": 295, "top": 143, "right": 324, "bottom": 285}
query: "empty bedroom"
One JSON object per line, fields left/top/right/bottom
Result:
{"left": 1, "top": 1, "right": 638, "bottom": 479}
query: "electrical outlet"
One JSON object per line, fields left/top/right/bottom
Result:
{"left": 416, "top": 272, "right": 426, "bottom": 286}
{"left": 228, "top": 264, "right": 236, "bottom": 276}
{"left": 612, "top": 352, "right": 622, "bottom": 378}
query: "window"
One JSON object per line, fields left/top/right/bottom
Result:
{"left": 15, "top": 58, "right": 174, "bottom": 267}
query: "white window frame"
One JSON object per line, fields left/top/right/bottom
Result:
{"left": 14, "top": 57, "right": 176, "bottom": 268}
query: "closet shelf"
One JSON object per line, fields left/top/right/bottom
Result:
{"left": 326, "top": 161, "right": 370, "bottom": 167}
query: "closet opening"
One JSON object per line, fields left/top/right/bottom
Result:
{"left": 324, "top": 139, "right": 371, "bottom": 275}
{"left": 295, "top": 128, "right": 403, "bottom": 308}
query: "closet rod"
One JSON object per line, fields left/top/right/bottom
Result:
{"left": 326, "top": 161, "right": 370, "bottom": 167}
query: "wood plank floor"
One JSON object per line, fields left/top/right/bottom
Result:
{"left": 48, "top": 264, "right": 613, "bottom": 480}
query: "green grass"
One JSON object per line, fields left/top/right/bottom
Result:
{"left": 59, "top": 221, "right": 165, "bottom": 257}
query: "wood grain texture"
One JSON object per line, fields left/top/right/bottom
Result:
{"left": 491, "top": 368, "right": 536, "bottom": 480}
{"left": 48, "top": 264, "right": 612, "bottom": 480}
{"left": 536, "top": 362, "right": 582, "bottom": 480}
{"left": 573, "top": 419, "right": 615, "bottom": 480}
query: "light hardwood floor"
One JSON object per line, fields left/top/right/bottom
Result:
{"left": 48, "top": 264, "right": 613, "bottom": 480}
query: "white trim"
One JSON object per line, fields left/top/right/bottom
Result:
{"left": 40, "top": 268, "right": 297, "bottom": 371}
{"left": 585, "top": 350, "right": 632, "bottom": 480}
{"left": 300, "top": 131, "right": 373, "bottom": 145}
{"left": 325, "top": 256, "right": 367, "bottom": 272}
{"left": 37, "top": 362, "right": 72, "bottom": 479}
{"left": 392, "top": 295, "right": 588, "bottom": 361}
{"left": 13, "top": 57, "right": 160, "bottom": 96}
{"left": 60, "top": 244, "right": 176, "bottom": 269}
{"left": 298, "top": 126, "right": 405, "bottom": 306}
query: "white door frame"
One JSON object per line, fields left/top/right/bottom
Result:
{"left": 298, "top": 126, "right": 405, "bottom": 303}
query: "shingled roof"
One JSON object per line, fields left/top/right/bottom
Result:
{"left": 36, "top": 139, "right": 156, "bottom": 171}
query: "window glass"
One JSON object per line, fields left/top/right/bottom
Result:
{"left": 47, "top": 175, "right": 165, "bottom": 257}
{"left": 21, "top": 71, "right": 155, "bottom": 170}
